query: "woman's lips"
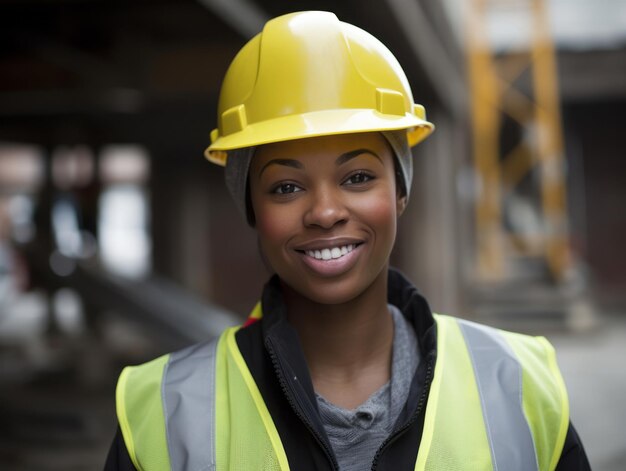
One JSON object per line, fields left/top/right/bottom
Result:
{"left": 304, "top": 243, "right": 357, "bottom": 261}
{"left": 296, "top": 243, "right": 364, "bottom": 277}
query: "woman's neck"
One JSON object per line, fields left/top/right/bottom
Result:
{"left": 281, "top": 269, "right": 394, "bottom": 409}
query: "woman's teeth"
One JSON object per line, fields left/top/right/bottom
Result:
{"left": 305, "top": 244, "right": 356, "bottom": 260}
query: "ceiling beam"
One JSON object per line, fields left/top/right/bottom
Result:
{"left": 196, "top": 0, "right": 269, "bottom": 39}
{"left": 384, "top": 0, "right": 467, "bottom": 118}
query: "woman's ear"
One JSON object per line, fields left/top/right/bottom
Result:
{"left": 396, "top": 195, "right": 407, "bottom": 217}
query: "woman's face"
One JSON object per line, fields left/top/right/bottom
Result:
{"left": 249, "top": 132, "right": 406, "bottom": 305}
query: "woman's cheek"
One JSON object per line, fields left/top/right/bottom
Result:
{"left": 353, "top": 190, "right": 397, "bottom": 224}
{"left": 255, "top": 205, "right": 294, "bottom": 241}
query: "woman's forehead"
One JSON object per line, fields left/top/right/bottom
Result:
{"left": 252, "top": 132, "right": 391, "bottom": 169}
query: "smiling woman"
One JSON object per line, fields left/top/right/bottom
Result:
{"left": 105, "top": 11, "right": 590, "bottom": 471}
{"left": 250, "top": 133, "right": 401, "bottom": 307}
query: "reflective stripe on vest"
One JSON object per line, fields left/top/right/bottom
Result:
{"left": 163, "top": 340, "right": 219, "bottom": 470}
{"left": 415, "top": 316, "right": 569, "bottom": 471}
{"left": 459, "top": 318, "right": 539, "bottom": 471}
{"left": 116, "top": 314, "right": 568, "bottom": 471}
{"left": 117, "top": 327, "right": 289, "bottom": 471}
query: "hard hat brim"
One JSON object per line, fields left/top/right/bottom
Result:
{"left": 205, "top": 109, "right": 434, "bottom": 166}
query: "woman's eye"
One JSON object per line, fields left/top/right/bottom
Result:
{"left": 344, "top": 172, "right": 374, "bottom": 185}
{"left": 273, "top": 183, "right": 302, "bottom": 194}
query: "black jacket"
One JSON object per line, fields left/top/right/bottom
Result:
{"left": 105, "top": 269, "right": 591, "bottom": 470}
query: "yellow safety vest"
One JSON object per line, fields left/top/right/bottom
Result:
{"left": 116, "top": 312, "right": 569, "bottom": 471}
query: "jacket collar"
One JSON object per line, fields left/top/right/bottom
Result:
{"left": 259, "top": 267, "right": 437, "bottom": 361}
{"left": 255, "top": 268, "right": 437, "bottom": 459}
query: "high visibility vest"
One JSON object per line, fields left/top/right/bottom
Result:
{"left": 116, "top": 312, "right": 569, "bottom": 471}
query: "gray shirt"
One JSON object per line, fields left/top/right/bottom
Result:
{"left": 315, "top": 304, "right": 420, "bottom": 470}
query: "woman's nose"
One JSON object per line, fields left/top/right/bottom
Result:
{"left": 303, "top": 187, "right": 348, "bottom": 229}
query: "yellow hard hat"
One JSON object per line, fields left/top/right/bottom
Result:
{"left": 205, "top": 11, "right": 434, "bottom": 166}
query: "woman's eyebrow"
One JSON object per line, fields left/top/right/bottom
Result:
{"left": 259, "top": 158, "right": 304, "bottom": 177}
{"left": 336, "top": 148, "right": 382, "bottom": 166}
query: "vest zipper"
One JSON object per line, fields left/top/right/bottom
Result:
{"left": 266, "top": 337, "right": 340, "bottom": 470}
{"left": 370, "top": 354, "right": 435, "bottom": 470}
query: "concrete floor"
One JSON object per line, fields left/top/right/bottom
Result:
{"left": 548, "top": 313, "right": 626, "bottom": 471}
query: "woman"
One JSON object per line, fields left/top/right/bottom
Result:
{"left": 105, "top": 11, "right": 590, "bottom": 470}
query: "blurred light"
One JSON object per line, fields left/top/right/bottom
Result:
{"left": 98, "top": 145, "right": 151, "bottom": 278}
{"left": 51, "top": 198, "right": 82, "bottom": 257}
{"left": 98, "top": 185, "right": 151, "bottom": 278}
{"left": 0, "top": 144, "right": 44, "bottom": 192}
{"left": 442, "top": 0, "right": 626, "bottom": 51}
{"left": 52, "top": 145, "right": 94, "bottom": 190}
{"left": 0, "top": 242, "right": 14, "bottom": 303}
{"left": 0, "top": 290, "right": 48, "bottom": 341}
{"left": 52, "top": 288, "right": 85, "bottom": 335}
{"left": 99, "top": 145, "right": 150, "bottom": 184}
{"left": 49, "top": 250, "right": 76, "bottom": 277}
{"left": 506, "top": 194, "right": 543, "bottom": 239}
{"left": 549, "top": 0, "right": 626, "bottom": 50}
{"left": 8, "top": 195, "right": 36, "bottom": 243}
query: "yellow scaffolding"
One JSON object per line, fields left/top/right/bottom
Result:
{"left": 467, "top": 0, "right": 571, "bottom": 282}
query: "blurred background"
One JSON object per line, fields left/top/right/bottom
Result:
{"left": 0, "top": 0, "right": 624, "bottom": 469}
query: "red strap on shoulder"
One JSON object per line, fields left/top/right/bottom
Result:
{"left": 242, "top": 316, "right": 261, "bottom": 328}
